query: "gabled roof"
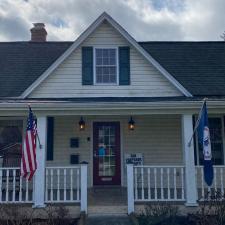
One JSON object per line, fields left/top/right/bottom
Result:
{"left": 0, "top": 41, "right": 225, "bottom": 98}
{"left": 19, "top": 12, "right": 192, "bottom": 98}
{"left": 0, "top": 13, "right": 224, "bottom": 98}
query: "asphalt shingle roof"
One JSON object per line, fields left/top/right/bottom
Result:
{"left": 139, "top": 42, "right": 225, "bottom": 96}
{"left": 0, "top": 41, "right": 224, "bottom": 98}
{"left": 0, "top": 42, "right": 72, "bottom": 97}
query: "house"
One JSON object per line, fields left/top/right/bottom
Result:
{"left": 0, "top": 12, "right": 225, "bottom": 216}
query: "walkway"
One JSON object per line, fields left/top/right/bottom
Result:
{"left": 87, "top": 216, "right": 132, "bottom": 225}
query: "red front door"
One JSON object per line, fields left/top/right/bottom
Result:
{"left": 93, "top": 122, "right": 121, "bottom": 185}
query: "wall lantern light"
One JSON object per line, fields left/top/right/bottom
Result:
{"left": 79, "top": 117, "right": 85, "bottom": 130}
{"left": 128, "top": 116, "right": 135, "bottom": 130}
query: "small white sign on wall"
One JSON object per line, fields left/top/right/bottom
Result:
{"left": 125, "top": 153, "right": 143, "bottom": 166}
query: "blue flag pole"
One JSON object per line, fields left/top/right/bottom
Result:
{"left": 197, "top": 100, "right": 214, "bottom": 186}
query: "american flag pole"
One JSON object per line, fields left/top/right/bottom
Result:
{"left": 36, "top": 131, "right": 42, "bottom": 149}
{"left": 28, "top": 104, "right": 42, "bottom": 149}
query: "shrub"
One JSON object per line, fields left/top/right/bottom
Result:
{"left": 193, "top": 191, "right": 225, "bottom": 225}
{"left": 138, "top": 202, "right": 184, "bottom": 225}
{"left": 0, "top": 204, "right": 76, "bottom": 225}
{"left": 0, "top": 204, "right": 35, "bottom": 225}
{"left": 44, "top": 204, "right": 73, "bottom": 225}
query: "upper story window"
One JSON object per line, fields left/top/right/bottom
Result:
{"left": 82, "top": 46, "right": 130, "bottom": 86}
{"left": 94, "top": 48, "right": 118, "bottom": 84}
{"left": 195, "top": 117, "right": 224, "bottom": 165}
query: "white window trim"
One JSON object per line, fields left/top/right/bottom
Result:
{"left": 195, "top": 115, "right": 225, "bottom": 165}
{"left": 93, "top": 46, "right": 119, "bottom": 85}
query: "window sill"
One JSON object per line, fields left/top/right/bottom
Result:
{"left": 93, "top": 83, "right": 119, "bottom": 86}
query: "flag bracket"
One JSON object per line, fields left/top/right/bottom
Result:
{"left": 188, "top": 98, "right": 208, "bottom": 147}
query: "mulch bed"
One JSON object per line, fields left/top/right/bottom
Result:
{"left": 138, "top": 215, "right": 202, "bottom": 225}
{"left": 0, "top": 218, "right": 78, "bottom": 225}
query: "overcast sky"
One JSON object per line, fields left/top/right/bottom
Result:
{"left": 0, "top": 0, "right": 224, "bottom": 42}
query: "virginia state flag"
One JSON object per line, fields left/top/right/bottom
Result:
{"left": 197, "top": 101, "right": 214, "bottom": 186}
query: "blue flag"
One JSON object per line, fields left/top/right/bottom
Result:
{"left": 197, "top": 101, "right": 214, "bottom": 186}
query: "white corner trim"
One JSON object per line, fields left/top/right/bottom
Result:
{"left": 21, "top": 12, "right": 192, "bottom": 98}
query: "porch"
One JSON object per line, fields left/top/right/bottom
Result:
{"left": 0, "top": 113, "right": 224, "bottom": 214}
{"left": 0, "top": 165, "right": 225, "bottom": 213}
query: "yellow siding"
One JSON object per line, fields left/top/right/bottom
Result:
{"left": 30, "top": 21, "right": 182, "bottom": 98}
{"left": 46, "top": 115, "right": 183, "bottom": 187}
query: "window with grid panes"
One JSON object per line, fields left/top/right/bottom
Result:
{"left": 95, "top": 48, "right": 117, "bottom": 84}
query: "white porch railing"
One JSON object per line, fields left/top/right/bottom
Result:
{"left": 133, "top": 165, "right": 185, "bottom": 201}
{"left": 45, "top": 166, "right": 81, "bottom": 203}
{"left": 45, "top": 164, "right": 87, "bottom": 212}
{"left": 127, "top": 164, "right": 185, "bottom": 214}
{"left": 196, "top": 166, "right": 225, "bottom": 199}
{"left": 0, "top": 167, "right": 33, "bottom": 203}
{"left": 0, "top": 165, "right": 87, "bottom": 212}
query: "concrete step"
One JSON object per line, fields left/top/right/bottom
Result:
{"left": 88, "top": 187, "right": 127, "bottom": 206}
{"left": 88, "top": 205, "right": 127, "bottom": 215}
{"left": 87, "top": 215, "right": 131, "bottom": 225}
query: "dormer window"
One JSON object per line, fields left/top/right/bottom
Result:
{"left": 82, "top": 46, "right": 130, "bottom": 86}
{"left": 94, "top": 48, "right": 118, "bottom": 84}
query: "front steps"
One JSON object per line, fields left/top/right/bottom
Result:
{"left": 88, "top": 205, "right": 127, "bottom": 215}
{"left": 87, "top": 187, "right": 128, "bottom": 216}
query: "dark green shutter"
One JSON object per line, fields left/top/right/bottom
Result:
{"left": 119, "top": 47, "right": 130, "bottom": 85}
{"left": 47, "top": 117, "right": 54, "bottom": 161}
{"left": 82, "top": 47, "right": 93, "bottom": 85}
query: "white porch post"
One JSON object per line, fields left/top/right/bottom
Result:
{"left": 80, "top": 164, "right": 88, "bottom": 213}
{"left": 182, "top": 114, "right": 198, "bottom": 206}
{"left": 127, "top": 164, "right": 134, "bottom": 214}
{"left": 33, "top": 116, "right": 47, "bottom": 207}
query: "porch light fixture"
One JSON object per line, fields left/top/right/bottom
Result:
{"left": 128, "top": 117, "right": 135, "bottom": 130}
{"left": 79, "top": 117, "right": 85, "bottom": 130}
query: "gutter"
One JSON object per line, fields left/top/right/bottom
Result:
{"left": 0, "top": 100, "right": 225, "bottom": 111}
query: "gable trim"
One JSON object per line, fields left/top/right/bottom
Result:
{"left": 21, "top": 12, "right": 192, "bottom": 98}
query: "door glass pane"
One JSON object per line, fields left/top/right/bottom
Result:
{"left": 97, "top": 125, "right": 116, "bottom": 177}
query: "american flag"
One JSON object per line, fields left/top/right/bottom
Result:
{"left": 20, "top": 106, "right": 37, "bottom": 180}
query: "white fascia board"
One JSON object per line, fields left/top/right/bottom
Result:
{"left": 20, "top": 12, "right": 192, "bottom": 98}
